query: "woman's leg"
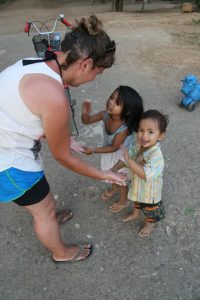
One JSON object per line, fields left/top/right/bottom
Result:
{"left": 25, "top": 192, "right": 91, "bottom": 261}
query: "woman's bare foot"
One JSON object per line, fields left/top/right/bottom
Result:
{"left": 52, "top": 244, "right": 92, "bottom": 262}
{"left": 138, "top": 222, "right": 154, "bottom": 237}
{"left": 122, "top": 209, "right": 140, "bottom": 222}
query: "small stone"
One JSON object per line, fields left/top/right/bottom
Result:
{"left": 88, "top": 186, "right": 95, "bottom": 190}
{"left": 86, "top": 234, "right": 93, "bottom": 239}
{"left": 166, "top": 225, "right": 170, "bottom": 235}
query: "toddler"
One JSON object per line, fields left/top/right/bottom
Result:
{"left": 112, "top": 110, "right": 169, "bottom": 237}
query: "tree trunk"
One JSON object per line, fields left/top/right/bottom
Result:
{"left": 91, "top": 0, "right": 106, "bottom": 3}
{"left": 112, "top": 0, "right": 123, "bottom": 11}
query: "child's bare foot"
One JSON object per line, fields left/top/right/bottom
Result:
{"left": 109, "top": 200, "right": 130, "bottom": 213}
{"left": 122, "top": 209, "right": 140, "bottom": 222}
{"left": 138, "top": 221, "right": 154, "bottom": 237}
{"left": 101, "top": 186, "right": 119, "bottom": 201}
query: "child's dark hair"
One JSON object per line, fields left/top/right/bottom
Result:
{"left": 140, "top": 110, "right": 169, "bottom": 133}
{"left": 115, "top": 85, "right": 144, "bottom": 134}
{"left": 61, "top": 15, "right": 116, "bottom": 69}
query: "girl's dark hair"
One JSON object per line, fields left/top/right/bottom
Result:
{"left": 61, "top": 15, "right": 116, "bottom": 69}
{"left": 140, "top": 110, "right": 169, "bottom": 133}
{"left": 115, "top": 86, "right": 144, "bottom": 134}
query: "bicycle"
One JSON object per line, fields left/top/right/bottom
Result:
{"left": 24, "top": 14, "right": 79, "bottom": 135}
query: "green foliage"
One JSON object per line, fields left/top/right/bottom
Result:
{"left": 0, "top": 0, "right": 8, "bottom": 4}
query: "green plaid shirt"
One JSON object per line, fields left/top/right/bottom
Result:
{"left": 126, "top": 142, "right": 164, "bottom": 204}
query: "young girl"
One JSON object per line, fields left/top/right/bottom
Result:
{"left": 81, "top": 85, "right": 144, "bottom": 212}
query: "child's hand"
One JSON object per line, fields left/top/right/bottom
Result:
{"left": 82, "top": 147, "right": 94, "bottom": 155}
{"left": 82, "top": 99, "right": 92, "bottom": 115}
{"left": 102, "top": 170, "right": 128, "bottom": 186}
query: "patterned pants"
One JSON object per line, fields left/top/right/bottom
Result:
{"left": 134, "top": 201, "right": 165, "bottom": 223}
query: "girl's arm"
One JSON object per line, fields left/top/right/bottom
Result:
{"left": 83, "top": 129, "right": 128, "bottom": 155}
{"left": 81, "top": 100, "right": 105, "bottom": 124}
{"left": 124, "top": 149, "right": 146, "bottom": 179}
{"left": 110, "top": 159, "right": 126, "bottom": 172}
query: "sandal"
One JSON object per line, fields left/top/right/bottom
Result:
{"left": 56, "top": 209, "right": 73, "bottom": 225}
{"left": 109, "top": 201, "right": 130, "bottom": 213}
{"left": 101, "top": 189, "right": 118, "bottom": 202}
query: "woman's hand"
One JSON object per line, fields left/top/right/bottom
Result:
{"left": 102, "top": 170, "right": 128, "bottom": 186}
{"left": 70, "top": 137, "right": 85, "bottom": 154}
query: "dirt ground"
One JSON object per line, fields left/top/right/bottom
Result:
{"left": 0, "top": 0, "right": 200, "bottom": 80}
{"left": 0, "top": 1, "right": 200, "bottom": 300}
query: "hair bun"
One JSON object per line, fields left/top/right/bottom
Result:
{"left": 77, "top": 15, "right": 103, "bottom": 36}
{"left": 87, "top": 15, "right": 103, "bottom": 35}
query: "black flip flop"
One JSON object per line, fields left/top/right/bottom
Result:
{"left": 56, "top": 209, "right": 73, "bottom": 225}
{"left": 52, "top": 244, "right": 93, "bottom": 263}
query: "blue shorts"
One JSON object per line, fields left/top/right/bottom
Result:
{"left": 0, "top": 168, "right": 45, "bottom": 203}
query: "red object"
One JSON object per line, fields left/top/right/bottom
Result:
{"left": 24, "top": 22, "right": 31, "bottom": 33}
{"left": 61, "top": 18, "right": 72, "bottom": 28}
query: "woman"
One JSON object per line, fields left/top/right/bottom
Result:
{"left": 0, "top": 15, "right": 125, "bottom": 262}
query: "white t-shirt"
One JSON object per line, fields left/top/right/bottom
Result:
{"left": 0, "top": 59, "right": 62, "bottom": 171}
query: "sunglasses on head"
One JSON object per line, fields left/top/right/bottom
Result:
{"left": 105, "top": 40, "right": 116, "bottom": 53}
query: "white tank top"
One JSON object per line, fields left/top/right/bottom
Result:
{"left": 0, "top": 59, "right": 62, "bottom": 171}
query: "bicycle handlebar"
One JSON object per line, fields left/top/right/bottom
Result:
{"left": 24, "top": 22, "right": 31, "bottom": 33}
{"left": 60, "top": 17, "right": 72, "bottom": 27}
{"left": 24, "top": 14, "right": 72, "bottom": 35}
